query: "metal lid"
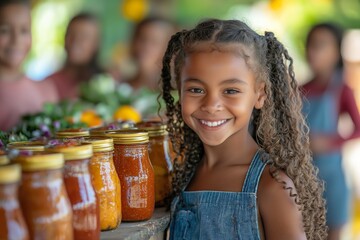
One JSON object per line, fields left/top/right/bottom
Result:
{"left": 13, "top": 152, "right": 64, "bottom": 171}
{"left": 46, "top": 142, "right": 93, "bottom": 160}
{"left": 136, "top": 121, "right": 167, "bottom": 137}
{"left": 82, "top": 137, "right": 113, "bottom": 152}
{"left": 7, "top": 141, "right": 45, "bottom": 152}
{"left": 0, "top": 164, "right": 21, "bottom": 183}
{"left": 55, "top": 128, "right": 90, "bottom": 138}
{"left": 105, "top": 129, "right": 149, "bottom": 144}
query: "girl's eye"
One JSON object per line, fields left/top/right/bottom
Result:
{"left": 188, "top": 88, "right": 204, "bottom": 94}
{"left": 224, "top": 89, "right": 240, "bottom": 94}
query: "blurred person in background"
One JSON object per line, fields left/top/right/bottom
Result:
{"left": 123, "top": 16, "right": 177, "bottom": 91}
{"left": 0, "top": 0, "right": 57, "bottom": 131}
{"left": 302, "top": 22, "right": 360, "bottom": 240}
{"left": 45, "top": 12, "right": 104, "bottom": 100}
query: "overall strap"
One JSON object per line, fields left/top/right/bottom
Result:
{"left": 241, "top": 149, "right": 268, "bottom": 193}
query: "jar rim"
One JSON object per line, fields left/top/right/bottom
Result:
{"left": 55, "top": 129, "right": 90, "bottom": 138}
{"left": 82, "top": 137, "right": 113, "bottom": 152}
{"left": 105, "top": 129, "right": 149, "bottom": 144}
{"left": 46, "top": 143, "right": 93, "bottom": 160}
{"left": 136, "top": 121, "right": 167, "bottom": 137}
{"left": 14, "top": 152, "right": 64, "bottom": 171}
{"left": 7, "top": 141, "right": 45, "bottom": 152}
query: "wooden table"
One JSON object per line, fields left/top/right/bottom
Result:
{"left": 101, "top": 208, "right": 170, "bottom": 240}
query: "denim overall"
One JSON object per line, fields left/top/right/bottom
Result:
{"left": 169, "top": 149, "right": 268, "bottom": 239}
{"left": 302, "top": 73, "right": 350, "bottom": 227}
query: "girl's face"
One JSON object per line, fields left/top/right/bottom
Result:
{"left": 0, "top": 3, "right": 31, "bottom": 69}
{"left": 306, "top": 28, "right": 340, "bottom": 76}
{"left": 180, "top": 50, "right": 265, "bottom": 146}
{"left": 65, "top": 19, "right": 99, "bottom": 65}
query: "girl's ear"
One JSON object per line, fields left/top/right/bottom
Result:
{"left": 255, "top": 82, "right": 266, "bottom": 109}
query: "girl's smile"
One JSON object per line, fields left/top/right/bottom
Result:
{"left": 180, "top": 50, "right": 265, "bottom": 146}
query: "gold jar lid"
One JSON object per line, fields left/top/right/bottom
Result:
{"left": 46, "top": 142, "right": 93, "bottom": 160}
{"left": 7, "top": 141, "right": 45, "bottom": 152}
{"left": 136, "top": 121, "right": 167, "bottom": 137}
{"left": 0, "top": 164, "right": 21, "bottom": 184}
{"left": 55, "top": 128, "right": 90, "bottom": 138}
{"left": 0, "top": 155, "right": 9, "bottom": 165}
{"left": 14, "top": 152, "right": 64, "bottom": 171}
{"left": 82, "top": 137, "right": 113, "bottom": 152}
{"left": 106, "top": 129, "right": 149, "bottom": 144}
{"left": 89, "top": 127, "right": 114, "bottom": 137}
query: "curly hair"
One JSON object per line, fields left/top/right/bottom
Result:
{"left": 160, "top": 19, "right": 327, "bottom": 239}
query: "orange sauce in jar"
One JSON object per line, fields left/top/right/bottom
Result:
{"left": 14, "top": 152, "right": 73, "bottom": 240}
{"left": 47, "top": 142, "right": 100, "bottom": 239}
{"left": 0, "top": 164, "right": 29, "bottom": 240}
{"left": 136, "top": 121, "right": 173, "bottom": 206}
{"left": 82, "top": 137, "right": 122, "bottom": 230}
{"left": 106, "top": 130, "right": 155, "bottom": 221}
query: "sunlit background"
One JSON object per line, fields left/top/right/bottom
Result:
{"left": 26, "top": 1, "right": 360, "bottom": 239}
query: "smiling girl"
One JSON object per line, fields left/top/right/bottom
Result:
{"left": 161, "top": 19, "right": 327, "bottom": 239}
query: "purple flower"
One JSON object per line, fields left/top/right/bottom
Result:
{"left": 0, "top": 139, "right": 4, "bottom": 148}
{"left": 53, "top": 121, "right": 61, "bottom": 129}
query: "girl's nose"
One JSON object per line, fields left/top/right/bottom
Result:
{"left": 200, "top": 93, "right": 223, "bottom": 114}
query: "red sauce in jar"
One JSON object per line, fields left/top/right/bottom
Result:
{"left": 47, "top": 142, "right": 100, "bottom": 239}
{"left": 106, "top": 130, "right": 155, "bottom": 221}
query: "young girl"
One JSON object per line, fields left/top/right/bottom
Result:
{"left": 0, "top": 0, "right": 57, "bottom": 131}
{"left": 161, "top": 19, "right": 327, "bottom": 239}
{"left": 302, "top": 23, "right": 360, "bottom": 240}
{"left": 45, "top": 12, "right": 103, "bottom": 100}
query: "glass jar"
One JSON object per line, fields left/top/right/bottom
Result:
{"left": 7, "top": 141, "right": 45, "bottom": 152}
{"left": 55, "top": 128, "right": 90, "bottom": 139}
{"left": 82, "top": 137, "right": 122, "bottom": 230}
{"left": 14, "top": 152, "right": 73, "bottom": 240}
{"left": 0, "top": 164, "right": 29, "bottom": 240}
{"left": 106, "top": 130, "right": 155, "bottom": 221}
{"left": 47, "top": 142, "right": 100, "bottom": 239}
{"left": 136, "top": 121, "right": 173, "bottom": 207}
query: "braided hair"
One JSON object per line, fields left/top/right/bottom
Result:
{"left": 160, "top": 19, "right": 327, "bottom": 239}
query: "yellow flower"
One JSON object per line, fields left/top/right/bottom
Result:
{"left": 121, "top": 0, "right": 149, "bottom": 22}
{"left": 113, "top": 105, "right": 141, "bottom": 123}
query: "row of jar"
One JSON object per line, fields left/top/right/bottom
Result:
{"left": 0, "top": 121, "right": 173, "bottom": 240}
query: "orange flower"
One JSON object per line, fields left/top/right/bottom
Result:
{"left": 80, "top": 110, "right": 103, "bottom": 127}
{"left": 113, "top": 105, "right": 141, "bottom": 123}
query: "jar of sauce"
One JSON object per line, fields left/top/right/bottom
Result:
{"left": 47, "top": 142, "right": 100, "bottom": 239}
{"left": 14, "top": 152, "right": 73, "bottom": 240}
{"left": 0, "top": 163, "right": 29, "bottom": 240}
{"left": 136, "top": 121, "right": 173, "bottom": 206}
{"left": 106, "top": 130, "right": 155, "bottom": 221}
{"left": 82, "top": 137, "right": 122, "bottom": 230}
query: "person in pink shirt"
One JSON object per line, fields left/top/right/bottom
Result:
{"left": 45, "top": 12, "right": 103, "bottom": 100}
{"left": 0, "top": 0, "right": 58, "bottom": 131}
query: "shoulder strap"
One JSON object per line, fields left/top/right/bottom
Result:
{"left": 242, "top": 149, "right": 268, "bottom": 193}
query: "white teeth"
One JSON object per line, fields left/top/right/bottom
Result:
{"left": 200, "top": 119, "right": 227, "bottom": 127}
